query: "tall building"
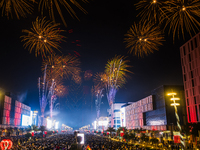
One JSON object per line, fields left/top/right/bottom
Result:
{"left": 180, "top": 33, "right": 200, "bottom": 123}
{"left": 0, "top": 89, "right": 31, "bottom": 128}
{"left": 107, "top": 103, "right": 126, "bottom": 130}
{"left": 125, "top": 85, "right": 187, "bottom": 131}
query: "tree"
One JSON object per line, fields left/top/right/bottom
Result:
{"left": 25, "top": 133, "right": 32, "bottom": 138}
{"left": 123, "top": 133, "right": 129, "bottom": 142}
{"left": 117, "top": 127, "right": 128, "bottom": 136}
{"left": 106, "top": 127, "right": 115, "bottom": 136}
{"left": 129, "top": 133, "right": 136, "bottom": 143}
{"left": 39, "top": 126, "right": 46, "bottom": 133}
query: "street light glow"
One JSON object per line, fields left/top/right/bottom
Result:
{"left": 170, "top": 98, "right": 180, "bottom": 101}
{"left": 167, "top": 92, "right": 177, "bottom": 96}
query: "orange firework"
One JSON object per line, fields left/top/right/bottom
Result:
{"left": 124, "top": 21, "right": 164, "bottom": 57}
{"left": 162, "top": 0, "right": 200, "bottom": 40}
{"left": 42, "top": 55, "right": 81, "bottom": 80}
{"left": 39, "top": 0, "right": 89, "bottom": 26}
{"left": 0, "top": 0, "right": 34, "bottom": 19}
{"left": 135, "top": 0, "right": 166, "bottom": 23}
{"left": 21, "top": 17, "right": 66, "bottom": 58}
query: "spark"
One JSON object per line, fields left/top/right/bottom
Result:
{"left": 163, "top": 0, "right": 200, "bottom": 40}
{"left": 124, "top": 21, "right": 164, "bottom": 57}
{"left": 0, "top": 0, "right": 34, "bottom": 19}
{"left": 21, "top": 17, "right": 66, "bottom": 58}
{"left": 135, "top": 0, "right": 166, "bottom": 23}
{"left": 39, "top": 0, "right": 89, "bottom": 26}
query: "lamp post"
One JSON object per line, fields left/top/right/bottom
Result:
{"left": 167, "top": 92, "right": 185, "bottom": 149}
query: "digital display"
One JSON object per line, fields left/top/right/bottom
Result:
{"left": 22, "top": 115, "right": 30, "bottom": 126}
{"left": 47, "top": 119, "right": 52, "bottom": 129}
{"left": 77, "top": 133, "right": 84, "bottom": 144}
{"left": 55, "top": 122, "right": 59, "bottom": 129}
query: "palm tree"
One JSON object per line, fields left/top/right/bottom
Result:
{"left": 117, "top": 127, "right": 128, "bottom": 136}
{"left": 106, "top": 127, "right": 115, "bottom": 137}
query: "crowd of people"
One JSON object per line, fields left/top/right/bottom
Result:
{"left": 0, "top": 133, "right": 196, "bottom": 150}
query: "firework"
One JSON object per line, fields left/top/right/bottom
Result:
{"left": 39, "top": 0, "right": 89, "bottom": 26}
{"left": 42, "top": 55, "right": 81, "bottom": 80}
{"left": 105, "top": 55, "right": 132, "bottom": 106}
{"left": 93, "top": 72, "right": 108, "bottom": 89}
{"left": 135, "top": 0, "right": 166, "bottom": 23}
{"left": 94, "top": 85, "right": 104, "bottom": 119}
{"left": 21, "top": 17, "right": 66, "bottom": 58}
{"left": 124, "top": 21, "right": 164, "bottom": 57}
{"left": 163, "top": 0, "right": 200, "bottom": 40}
{"left": 0, "top": 0, "right": 34, "bottom": 19}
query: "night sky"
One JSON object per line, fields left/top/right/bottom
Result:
{"left": 0, "top": 0, "right": 191, "bottom": 129}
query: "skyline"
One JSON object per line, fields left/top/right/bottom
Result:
{"left": 0, "top": 0, "right": 194, "bottom": 128}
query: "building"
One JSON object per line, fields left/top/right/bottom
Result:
{"left": 180, "top": 33, "right": 200, "bottom": 123}
{"left": 93, "top": 117, "right": 109, "bottom": 131}
{"left": 125, "top": 85, "right": 187, "bottom": 131}
{"left": 0, "top": 89, "right": 32, "bottom": 128}
{"left": 107, "top": 103, "right": 126, "bottom": 130}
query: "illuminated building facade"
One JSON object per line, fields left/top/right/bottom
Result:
{"left": 93, "top": 117, "right": 109, "bottom": 130}
{"left": 0, "top": 91, "right": 12, "bottom": 128}
{"left": 125, "top": 85, "right": 187, "bottom": 131}
{"left": 107, "top": 103, "right": 126, "bottom": 130}
{"left": 180, "top": 33, "right": 200, "bottom": 123}
{"left": 0, "top": 90, "right": 32, "bottom": 128}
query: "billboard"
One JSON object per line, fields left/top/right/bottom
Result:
{"left": 22, "top": 115, "right": 30, "bottom": 126}
{"left": 77, "top": 133, "right": 84, "bottom": 144}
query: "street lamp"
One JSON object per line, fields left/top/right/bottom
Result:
{"left": 167, "top": 92, "right": 185, "bottom": 149}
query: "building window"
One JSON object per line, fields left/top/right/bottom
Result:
{"left": 184, "top": 74, "right": 186, "bottom": 81}
{"left": 117, "top": 125, "right": 120, "bottom": 128}
{"left": 183, "top": 46, "right": 186, "bottom": 55}
{"left": 117, "top": 120, "right": 120, "bottom": 124}
{"left": 189, "top": 54, "right": 191, "bottom": 62}
{"left": 186, "top": 90, "right": 188, "bottom": 97}
{"left": 195, "top": 105, "right": 198, "bottom": 122}
{"left": 187, "top": 99, "right": 189, "bottom": 106}
{"left": 194, "top": 96, "right": 197, "bottom": 104}
{"left": 188, "top": 43, "right": 190, "bottom": 52}
{"left": 114, "top": 109, "right": 120, "bottom": 112}
{"left": 191, "top": 40, "right": 194, "bottom": 50}
{"left": 192, "top": 79, "right": 194, "bottom": 87}
{"left": 194, "top": 37, "right": 198, "bottom": 48}
{"left": 188, "top": 107, "right": 191, "bottom": 122}
{"left": 191, "top": 71, "right": 193, "bottom": 78}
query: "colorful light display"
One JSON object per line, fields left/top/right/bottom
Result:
{"left": 0, "top": 139, "right": 13, "bottom": 150}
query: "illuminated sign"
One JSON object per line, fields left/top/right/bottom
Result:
{"left": 77, "top": 133, "right": 84, "bottom": 144}
{"left": 0, "top": 139, "right": 13, "bottom": 150}
{"left": 55, "top": 122, "right": 59, "bottom": 129}
{"left": 149, "top": 120, "right": 165, "bottom": 125}
{"left": 98, "top": 121, "right": 108, "bottom": 126}
{"left": 47, "top": 119, "right": 52, "bottom": 129}
{"left": 22, "top": 115, "right": 30, "bottom": 126}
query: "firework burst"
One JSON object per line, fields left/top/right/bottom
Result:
{"left": 135, "top": 0, "right": 166, "bottom": 23}
{"left": 163, "top": 0, "right": 200, "bottom": 40}
{"left": 105, "top": 55, "right": 132, "bottom": 106}
{"left": 39, "top": 0, "right": 89, "bottom": 26}
{"left": 0, "top": 0, "right": 34, "bottom": 19}
{"left": 124, "top": 21, "right": 164, "bottom": 57}
{"left": 21, "top": 17, "right": 66, "bottom": 58}
{"left": 42, "top": 55, "right": 81, "bottom": 80}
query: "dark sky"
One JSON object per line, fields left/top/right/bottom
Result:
{"left": 0, "top": 0, "right": 190, "bottom": 129}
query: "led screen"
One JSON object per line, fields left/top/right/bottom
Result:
{"left": 22, "top": 115, "right": 30, "bottom": 126}
{"left": 77, "top": 133, "right": 84, "bottom": 144}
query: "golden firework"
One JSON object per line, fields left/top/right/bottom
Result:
{"left": 39, "top": 0, "right": 89, "bottom": 26}
{"left": 93, "top": 72, "right": 108, "bottom": 89}
{"left": 21, "top": 17, "right": 66, "bottom": 58}
{"left": 163, "top": 0, "right": 200, "bottom": 40}
{"left": 42, "top": 55, "right": 81, "bottom": 80}
{"left": 135, "top": 0, "right": 166, "bottom": 23}
{"left": 54, "top": 82, "right": 67, "bottom": 97}
{"left": 124, "top": 21, "right": 164, "bottom": 57}
{"left": 105, "top": 55, "right": 132, "bottom": 88}
{"left": 0, "top": 0, "right": 34, "bottom": 19}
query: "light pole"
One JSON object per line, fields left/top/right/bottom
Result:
{"left": 167, "top": 92, "right": 185, "bottom": 149}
